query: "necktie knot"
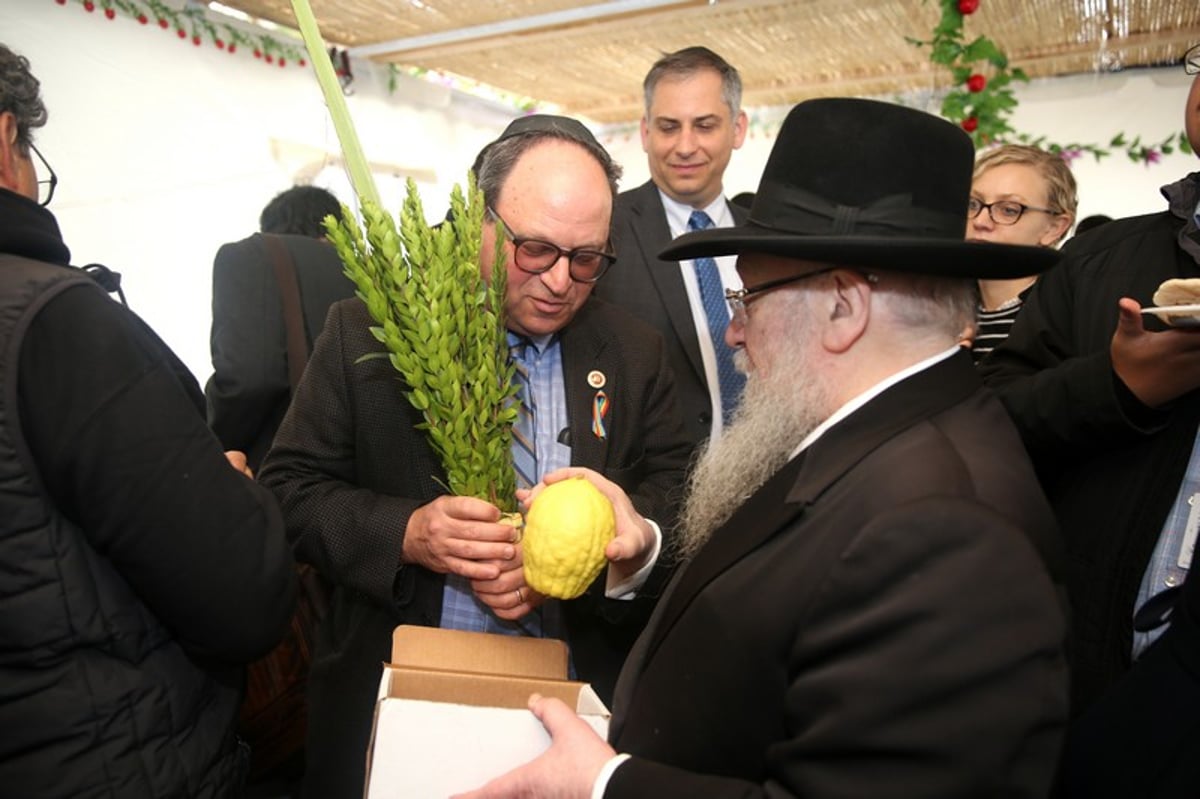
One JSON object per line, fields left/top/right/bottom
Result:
{"left": 509, "top": 335, "right": 533, "bottom": 363}
{"left": 688, "top": 210, "right": 714, "bottom": 232}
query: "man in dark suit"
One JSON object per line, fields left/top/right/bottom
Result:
{"left": 594, "top": 46, "right": 748, "bottom": 450}
{"left": 983, "top": 52, "right": 1200, "bottom": 797}
{"left": 205, "top": 185, "right": 355, "bottom": 470}
{"left": 461, "top": 99, "right": 1069, "bottom": 799}
{"left": 259, "top": 116, "right": 691, "bottom": 797}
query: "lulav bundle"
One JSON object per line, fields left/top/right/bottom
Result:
{"left": 325, "top": 176, "right": 520, "bottom": 512}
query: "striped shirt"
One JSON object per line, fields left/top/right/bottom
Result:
{"left": 971, "top": 288, "right": 1031, "bottom": 364}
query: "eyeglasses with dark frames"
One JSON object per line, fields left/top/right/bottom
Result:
{"left": 1185, "top": 43, "right": 1200, "bottom": 76}
{"left": 967, "top": 197, "right": 1058, "bottom": 226}
{"left": 724, "top": 266, "right": 878, "bottom": 325}
{"left": 488, "top": 207, "right": 616, "bottom": 283}
{"left": 29, "top": 142, "right": 57, "bottom": 208}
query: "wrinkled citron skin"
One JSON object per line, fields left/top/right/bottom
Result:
{"left": 523, "top": 477, "right": 615, "bottom": 599}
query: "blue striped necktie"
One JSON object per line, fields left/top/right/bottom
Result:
{"left": 688, "top": 210, "right": 745, "bottom": 425}
{"left": 510, "top": 338, "right": 537, "bottom": 490}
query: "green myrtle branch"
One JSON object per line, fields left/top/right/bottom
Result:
{"left": 324, "top": 180, "right": 520, "bottom": 513}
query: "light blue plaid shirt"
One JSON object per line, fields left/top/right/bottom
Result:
{"left": 518, "top": 332, "right": 572, "bottom": 480}
{"left": 1132, "top": 427, "right": 1198, "bottom": 657}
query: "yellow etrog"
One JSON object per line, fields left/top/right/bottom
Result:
{"left": 523, "top": 477, "right": 615, "bottom": 599}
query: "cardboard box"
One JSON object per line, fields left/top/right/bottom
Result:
{"left": 363, "top": 625, "right": 610, "bottom": 798}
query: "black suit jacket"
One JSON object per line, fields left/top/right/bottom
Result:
{"left": 259, "top": 296, "right": 691, "bottom": 797}
{"left": 205, "top": 233, "right": 355, "bottom": 469}
{"left": 979, "top": 192, "right": 1200, "bottom": 794}
{"left": 1059, "top": 565, "right": 1200, "bottom": 797}
{"left": 596, "top": 181, "right": 749, "bottom": 450}
{"left": 606, "top": 352, "right": 1069, "bottom": 798}
{"left": 978, "top": 204, "right": 1200, "bottom": 710}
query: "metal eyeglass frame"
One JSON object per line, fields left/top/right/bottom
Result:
{"left": 724, "top": 266, "right": 878, "bottom": 324}
{"left": 29, "top": 142, "right": 57, "bottom": 208}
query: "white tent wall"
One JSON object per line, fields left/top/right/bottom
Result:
{"left": 4, "top": 0, "right": 1197, "bottom": 385}
{"left": 3, "top": 0, "right": 519, "bottom": 382}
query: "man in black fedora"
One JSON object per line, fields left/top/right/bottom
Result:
{"left": 458, "top": 98, "right": 1069, "bottom": 799}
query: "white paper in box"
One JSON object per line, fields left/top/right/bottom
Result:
{"left": 364, "top": 626, "right": 610, "bottom": 798}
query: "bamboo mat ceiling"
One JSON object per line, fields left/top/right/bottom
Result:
{"left": 219, "top": 0, "right": 1200, "bottom": 123}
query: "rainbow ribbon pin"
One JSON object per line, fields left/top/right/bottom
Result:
{"left": 591, "top": 391, "right": 609, "bottom": 440}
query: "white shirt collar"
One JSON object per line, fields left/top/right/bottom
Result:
{"left": 658, "top": 190, "right": 732, "bottom": 238}
{"left": 790, "top": 346, "right": 962, "bottom": 459}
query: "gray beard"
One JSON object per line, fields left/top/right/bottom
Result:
{"left": 675, "top": 348, "right": 832, "bottom": 563}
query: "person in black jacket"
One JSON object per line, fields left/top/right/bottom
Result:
{"left": 205, "top": 185, "right": 355, "bottom": 471}
{"left": 0, "top": 43, "right": 295, "bottom": 797}
{"left": 981, "top": 46, "right": 1200, "bottom": 796}
{"left": 458, "top": 97, "right": 1066, "bottom": 799}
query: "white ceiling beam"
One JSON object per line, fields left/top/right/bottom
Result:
{"left": 348, "top": 0, "right": 703, "bottom": 59}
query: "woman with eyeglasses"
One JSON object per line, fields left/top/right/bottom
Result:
{"left": 966, "top": 143, "right": 1078, "bottom": 362}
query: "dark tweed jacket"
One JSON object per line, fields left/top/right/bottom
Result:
{"left": 259, "top": 295, "right": 691, "bottom": 797}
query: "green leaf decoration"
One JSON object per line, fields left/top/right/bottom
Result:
{"left": 909, "top": 0, "right": 1185, "bottom": 164}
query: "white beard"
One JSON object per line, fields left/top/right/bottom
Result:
{"left": 675, "top": 344, "right": 832, "bottom": 563}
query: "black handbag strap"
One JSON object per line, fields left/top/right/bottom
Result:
{"left": 261, "top": 233, "right": 309, "bottom": 392}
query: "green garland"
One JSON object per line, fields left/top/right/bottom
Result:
{"left": 56, "top": 0, "right": 308, "bottom": 66}
{"left": 909, "top": 0, "right": 1192, "bottom": 163}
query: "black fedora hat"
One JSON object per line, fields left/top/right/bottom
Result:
{"left": 660, "top": 98, "right": 1057, "bottom": 279}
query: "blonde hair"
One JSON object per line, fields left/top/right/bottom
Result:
{"left": 974, "top": 144, "right": 1078, "bottom": 244}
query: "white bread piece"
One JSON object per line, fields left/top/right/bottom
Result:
{"left": 1152, "top": 278, "right": 1200, "bottom": 307}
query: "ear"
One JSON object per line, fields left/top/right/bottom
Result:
{"left": 820, "top": 269, "right": 872, "bottom": 354}
{"left": 0, "top": 112, "right": 21, "bottom": 193}
{"left": 1040, "top": 213, "right": 1073, "bottom": 247}
{"left": 732, "top": 109, "right": 748, "bottom": 150}
{"left": 639, "top": 116, "right": 650, "bottom": 153}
